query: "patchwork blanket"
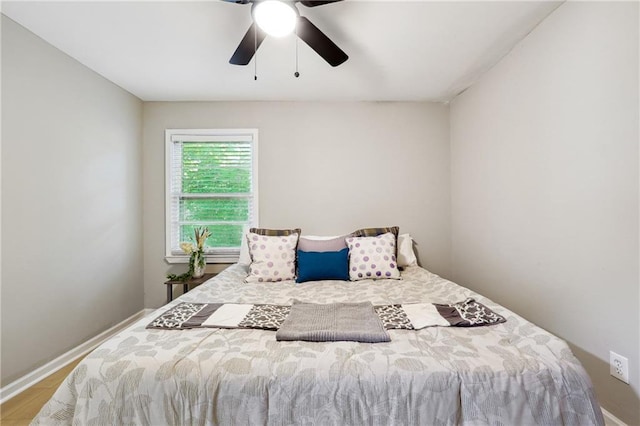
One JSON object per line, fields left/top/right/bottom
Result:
{"left": 147, "top": 297, "right": 505, "bottom": 337}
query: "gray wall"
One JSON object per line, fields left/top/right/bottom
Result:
{"left": 450, "top": 2, "right": 639, "bottom": 424}
{"left": 143, "top": 101, "right": 450, "bottom": 308}
{"left": 1, "top": 16, "right": 144, "bottom": 385}
{"left": 3, "top": 3, "right": 639, "bottom": 422}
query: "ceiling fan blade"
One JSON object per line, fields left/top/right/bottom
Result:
{"left": 299, "top": 0, "right": 343, "bottom": 7}
{"left": 296, "top": 16, "right": 348, "bottom": 67}
{"left": 229, "top": 23, "right": 267, "bottom": 65}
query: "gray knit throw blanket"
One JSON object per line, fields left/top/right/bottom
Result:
{"left": 275, "top": 300, "right": 391, "bottom": 343}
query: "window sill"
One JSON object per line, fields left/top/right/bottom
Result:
{"left": 165, "top": 255, "right": 239, "bottom": 264}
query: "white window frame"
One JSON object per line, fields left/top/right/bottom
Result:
{"left": 165, "top": 128, "right": 259, "bottom": 264}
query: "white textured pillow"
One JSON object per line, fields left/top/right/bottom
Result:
{"left": 346, "top": 232, "right": 401, "bottom": 280}
{"left": 397, "top": 233, "right": 418, "bottom": 267}
{"left": 238, "top": 225, "right": 252, "bottom": 265}
{"left": 246, "top": 232, "right": 298, "bottom": 282}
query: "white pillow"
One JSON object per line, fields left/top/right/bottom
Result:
{"left": 238, "top": 225, "right": 251, "bottom": 265}
{"left": 346, "top": 232, "right": 401, "bottom": 280}
{"left": 397, "top": 233, "right": 418, "bottom": 267}
{"left": 298, "top": 235, "right": 348, "bottom": 252}
{"left": 246, "top": 233, "right": 298, "bottom": 282}
{"left": 300, "top": 235, "right": 341, "bottom": 240}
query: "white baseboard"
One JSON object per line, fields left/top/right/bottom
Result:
{"left": 602, "top": 407, "right": 627, "bottom": 426}
{"left": 0, "top": 309, "right": 151, "bottom": 404}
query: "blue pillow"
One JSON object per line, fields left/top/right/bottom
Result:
{"left": 296, "top": 248, "right": 350, "bottom": 283}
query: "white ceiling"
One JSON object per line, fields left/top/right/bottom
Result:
{"left": 2, "top": 1, "right": 562, "bottom": 102}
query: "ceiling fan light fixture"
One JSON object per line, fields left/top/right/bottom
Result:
{"left": 253, "top": 1, "right": 297, "bottom": 38}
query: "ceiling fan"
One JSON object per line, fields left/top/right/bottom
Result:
{"left": 224, "top": 0, "right": 348, "bottom": 67}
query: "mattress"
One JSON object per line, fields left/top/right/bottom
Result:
{"left": 32, "top": 264, "right": 604, "bottom": 425}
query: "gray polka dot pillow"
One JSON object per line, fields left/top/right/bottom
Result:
{"left": 246, "top": 232, "right": 299, "bottom": 283}
{"left": 346, "top": 232, "right": 401, "bottom": 281}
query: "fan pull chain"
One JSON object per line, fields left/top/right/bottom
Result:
{"left": 294, "top": 26, "right": 300, "bottom": 78}
{"left": 254, "top": 26, "right": 258, "bottom": 81}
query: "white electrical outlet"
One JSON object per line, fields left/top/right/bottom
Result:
{"left": 609, "top": 351, "right": 629, "bottom": 384}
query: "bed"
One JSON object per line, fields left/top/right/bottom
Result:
{"left": 33, "top": 263, "right": 603, "bottom": 425}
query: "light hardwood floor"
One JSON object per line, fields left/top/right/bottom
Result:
{"left": 0, "top": 356, "right": 84, "bottom": 425}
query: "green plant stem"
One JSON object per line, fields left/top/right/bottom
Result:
{"left": 166, "top": 250, "right": 204, "bottom": 281}
{"left": 166, "top": 272, "right": 191, "bottom": 282}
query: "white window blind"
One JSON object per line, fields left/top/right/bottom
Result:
{"left": 165, "top": 129, "right": 258, "bottom": 263}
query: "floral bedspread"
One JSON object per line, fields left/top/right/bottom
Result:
{"left": 32, "top": 265, "right": 603, "bottom": 425}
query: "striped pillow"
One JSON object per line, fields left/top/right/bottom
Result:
{"left": 249, "top": 227, "right": 301, "bottom": 236}
{"left": 351, "top": 226, "right": 399, "bottom": 239}
{"left": 352, "top": 226, "right": 399, "bottom": 257}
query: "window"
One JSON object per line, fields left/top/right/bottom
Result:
{"left": 165, "top": 129, "right": 258, "bottom": 263}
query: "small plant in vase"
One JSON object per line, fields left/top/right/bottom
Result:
{"left": 167, "top": 227, "right": 211, "bottom": 281}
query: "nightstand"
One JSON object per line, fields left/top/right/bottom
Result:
{"left": 164, "top": 273, "right": 217, "bottom": 304}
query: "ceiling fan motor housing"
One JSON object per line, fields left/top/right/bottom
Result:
{"left": 228, "top": 0, "right": 348, "bottom": 67}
